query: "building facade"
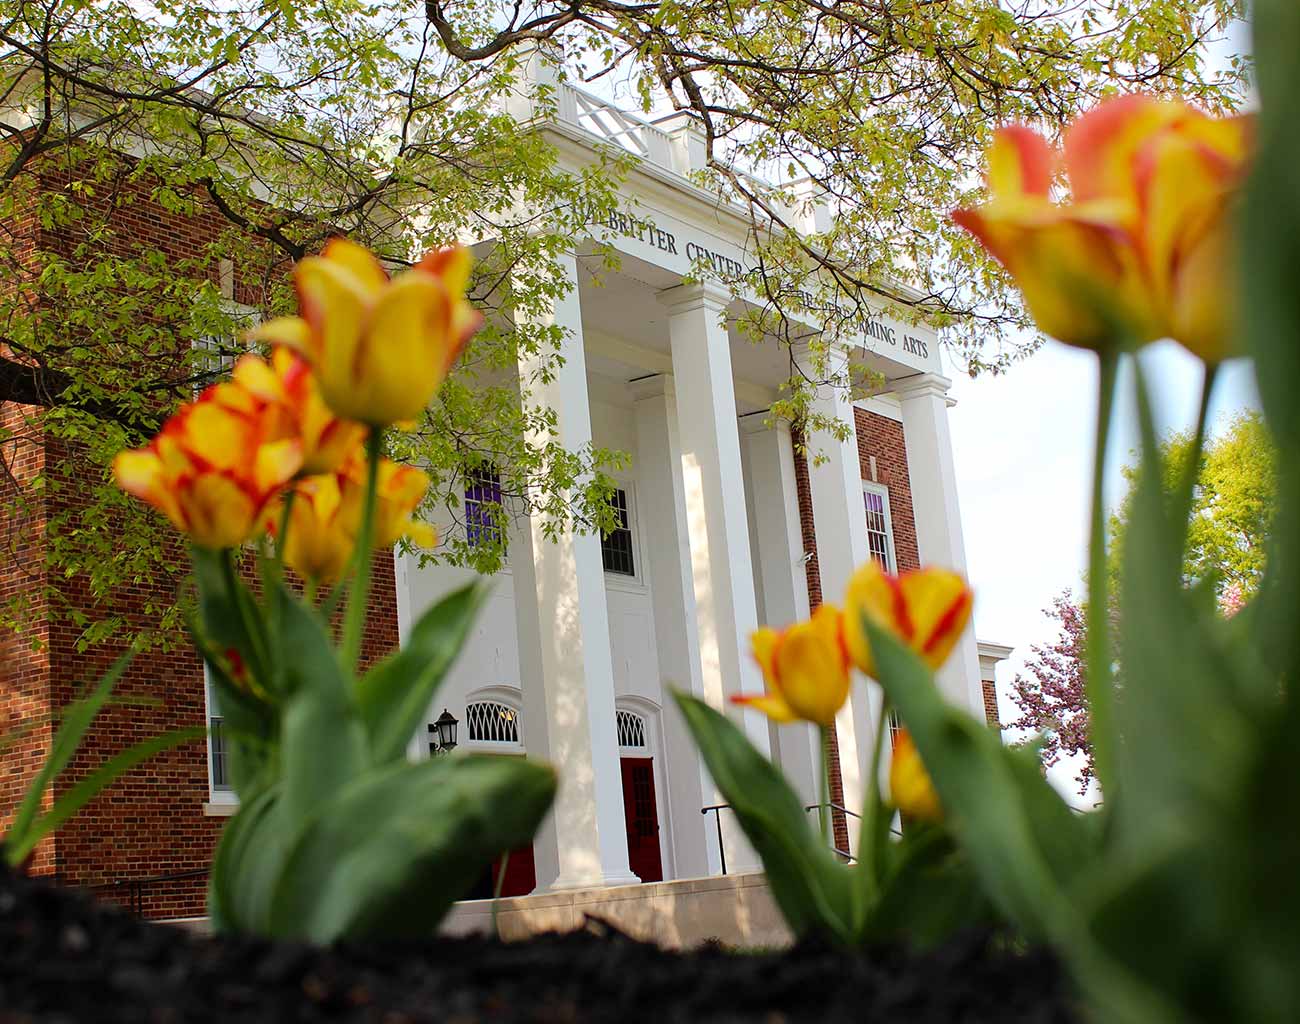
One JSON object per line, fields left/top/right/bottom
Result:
{"left": 1, "top": 61, "right": 1006, "bottom": 913}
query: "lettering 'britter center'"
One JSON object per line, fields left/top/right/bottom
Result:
{"left": 590, "top": 204, "right": 929, "bottom": 360}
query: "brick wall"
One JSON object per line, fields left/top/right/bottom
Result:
{"left": 0, "top": 403, "right": 53, "bottom": 875}
{"left": 0, "top": 156, "right": 402, "bottom": 917}
{"left": 981, "top": 679, "right": 1000, "bottom": 728}
{"left": 790, "top": 407, "right": 923, "bottom": 856}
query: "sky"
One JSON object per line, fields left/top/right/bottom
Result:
{"left": 946, "top": 339, "right": 1260, "bottom": 798}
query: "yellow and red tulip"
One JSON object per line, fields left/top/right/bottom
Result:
{"left": 232, "top": 349, "right": 366, "bottom": 477}
{"left": 842, "top": 561, "right": 972, "bottom": 679}
{"left": 114, "top": 382, "right": 302, "bottom": 549}
{"left": 337, "top": 452, "right": 437, "bottom": 552}
{"left": 251, "top": 239, "right": 483, "bottom": 426}
{"left": 954, "top": 96, "right": 1252, "bottom": 362}
{"left": 265, "top": 474, "right": 355, "bottom": 584}
{"left": 734, "top": 604, "right": 851, "bottom": 728}
{"left": 889, "top": 728, "right": 943, "bottom": 823}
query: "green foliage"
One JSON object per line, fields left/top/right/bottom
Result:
{"left": 196, "top": 549, "right": 556, "bottom": 942}
{"left": 673, "top": 692, "right": 997, "bottom": 948}
{"left": 3, "top": 651, "right": 201, "bottom": 867}
{"left": 1108, "top": 411, "right": 1275, "bottom": 600}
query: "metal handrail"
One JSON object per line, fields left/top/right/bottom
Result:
{"left": 92, "top": 867, "right": 208, "bottom": 917}
{"left": 700, "top": 804, "right": 730, "bottom": 875}
{"left": 804, "top": 801, "right": 862, "bottom": 820}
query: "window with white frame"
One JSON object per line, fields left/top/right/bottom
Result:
{"left": 616, "top": 708, "right": 648, "bottom": 750}
{"left": 600, "top": 486, "right": 636, "bottom": 577}
{"left": 192, "top": 298, "right": 258, "bottom": 392}
{"left": 202, "top": 665, "right": 234, "bottom": 801}
{"left": 465, "top": 699, "right": 522, "bottom": 746}
{"left": 863, "top": 483, "right": 898, "bottom": 572}
{"left": 464, "top": 465, "right": 504, "bottom": 549}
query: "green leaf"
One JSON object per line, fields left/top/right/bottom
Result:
{"left": 356, "top": 581, "right": 489, "bottom": 765}
{"left": 865, "top": 621, "right": 1088, "bottom": 940}
{"left": 1243, "top": 0, "right": 1300, "bottom": 688}
{"left": 6, "top": 649, "right": 133, "bottom": 864}
{"left": 209, "top": 785, "right": 283, "bottom": 933}
{"left": 7, "top": 726, "right": 205, "bottom": 866}
{"left": 865, "top": 825, "right": 998, "bottom": 949}
{"left": 671, "top": 693, "right": 858, "bottom": 943}
{"left": 266, "top": 754, "right": 556, "bottom": 942}
{"left": 190, "top": 546, "right": 273, "bottom": 696}
{"left": 276, "top": 587, "right": 368, "bottom": 830}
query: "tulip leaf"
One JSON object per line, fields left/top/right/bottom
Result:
{"left": 356, "top": 581, "right": 489, "bottom": 765}
{"left": 207, "top": 784, "right": 279, "bottom": 932}
{"left": 266, "top": 754, "right": 557, "bottom": 942}
{"left": 190, "top": 545, "right": 272, "bottom": 693}
{"left": 1243, "top": 0, "right": 1300, "bottom": 694}
{"left": 864, "top": 824, "right": 997, "bottom": 949}
{"left": 672, "top": 692, "right": 859, "bottom": 944}
{"left": 276, "top": 587, "right": 369, "bottom": 830}
{"left": 864, "top": 619, "right": 1089, "bottom": 940}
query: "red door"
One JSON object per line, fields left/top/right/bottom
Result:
{"left": 490, "top": 842, "right": 536, "bottom": 898}
{"left": 621, "top": 757, "right": 663, "bottom": 883}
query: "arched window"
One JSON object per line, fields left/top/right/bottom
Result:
{"left": 465, "top": 700, "right": 522, "bottom": 745}
{"left": 616, "top": 709, "right": 647, "bottom": 750}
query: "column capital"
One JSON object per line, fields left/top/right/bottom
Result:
{"left": 657, "top": 280, "right": 732, "bottom": 313}
{"left": 891, "top": 371, "right": 953, "bottom": 402}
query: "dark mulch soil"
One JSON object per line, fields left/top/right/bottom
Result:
{"left": 0, "top": 867, "right": 1081, "bottom": 1023}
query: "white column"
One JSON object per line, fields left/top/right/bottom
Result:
{"left": 632, "top": 376, "right": 720, "bottom": 878}
{"left": 738, "top": 413, "right": 821, "bottom": 807}
{"left": 797, "top": 345, "right": 881, "bottom": 849}
{"left": 514, "top": 251, "right": 638, "bottom": 889}
{"left": 894, "top": 372, "right": 984, "bottom": 716}
{"left": 659, "top": 282, "right": 770, "bottom": 875}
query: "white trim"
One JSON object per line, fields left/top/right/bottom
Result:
{"left": 201, "top": 664, "right": 238, "bottom": 807}
{"left": 462, "top": 685, "right": 526, "bottom": 754}
{"left": 862, "top": 481, "right": 898, "bottom": 573}
{"left": 600, "top": 479, "right": 646, "bottom": 590}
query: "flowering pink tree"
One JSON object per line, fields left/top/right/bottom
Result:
{"left": 1006, "top": 592, "right": 1094, "bottom": 795}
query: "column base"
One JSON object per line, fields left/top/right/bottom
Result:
{"left": 547, "top": 869, "right": 644, "bottom": 892}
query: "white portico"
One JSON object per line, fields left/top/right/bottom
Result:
{"left": 395, "top": 68, "right": 983, "bottom": 894}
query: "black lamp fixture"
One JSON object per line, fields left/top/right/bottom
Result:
{"left": 428, "top": 708, "right": 459, "bottom": 756}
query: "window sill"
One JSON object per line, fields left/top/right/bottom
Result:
{"left": 203, "top": 798, "right": 238, "bottom": 817}
{"left": 603, "top": 574, "right": 648, "bottom": 595}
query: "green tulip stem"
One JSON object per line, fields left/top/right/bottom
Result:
{"left": 1085, "top": 348, "right": 1120, "bottom": 799}
{"left": 341, "top": 429, "right": 384, "bottom": 674}
{"left": 859, "top": 688, "right": 890, "bottom": 886}
{"left": 1177, "top": 362, "right": 1220, "bottom": 529}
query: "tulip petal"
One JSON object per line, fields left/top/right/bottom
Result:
{"left": 751, "top": 627, "right": 781, "bottom": 683}
{"left": 183, "top": 474, "right": 258, "bottom": 550}
{"left": 231, "top": 354, "right": 285, "bottom": 402}
{"left": 1064, "top": 94, "right": 1178, "bottom": 203}
{"left": 417, "top": 245, "right": 473, "bottom": 297}
{"left": 320, "top": 237, "right": 389, "bottom": 296}
{"left": 731, "top": 691, "right": 799, "bottom": 724}
{"left": 248, "top": 316, "right": 314, "bottom": 356}
{"left": 295, "top": 257, "right": 371, "bottom": 408}
{"left": 987, "top": 125, "right": 1054, "bottom": 199}
{"left": 350, "top": 271, "right": 449, "bottom": 424}
{"left": 897, "top": 569, "right": 973, "bottom": 670}
{"left": 114, "top": 450, "right": 184, "bottom": 527}
{"left": 254, "top": 438, "right": 304, "bottom": 495}
{"left": 889, "top": 729, "right": 943, "bottom": 823}
{"left": 775, "top": 623, "right": 850, "bottom": 727}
